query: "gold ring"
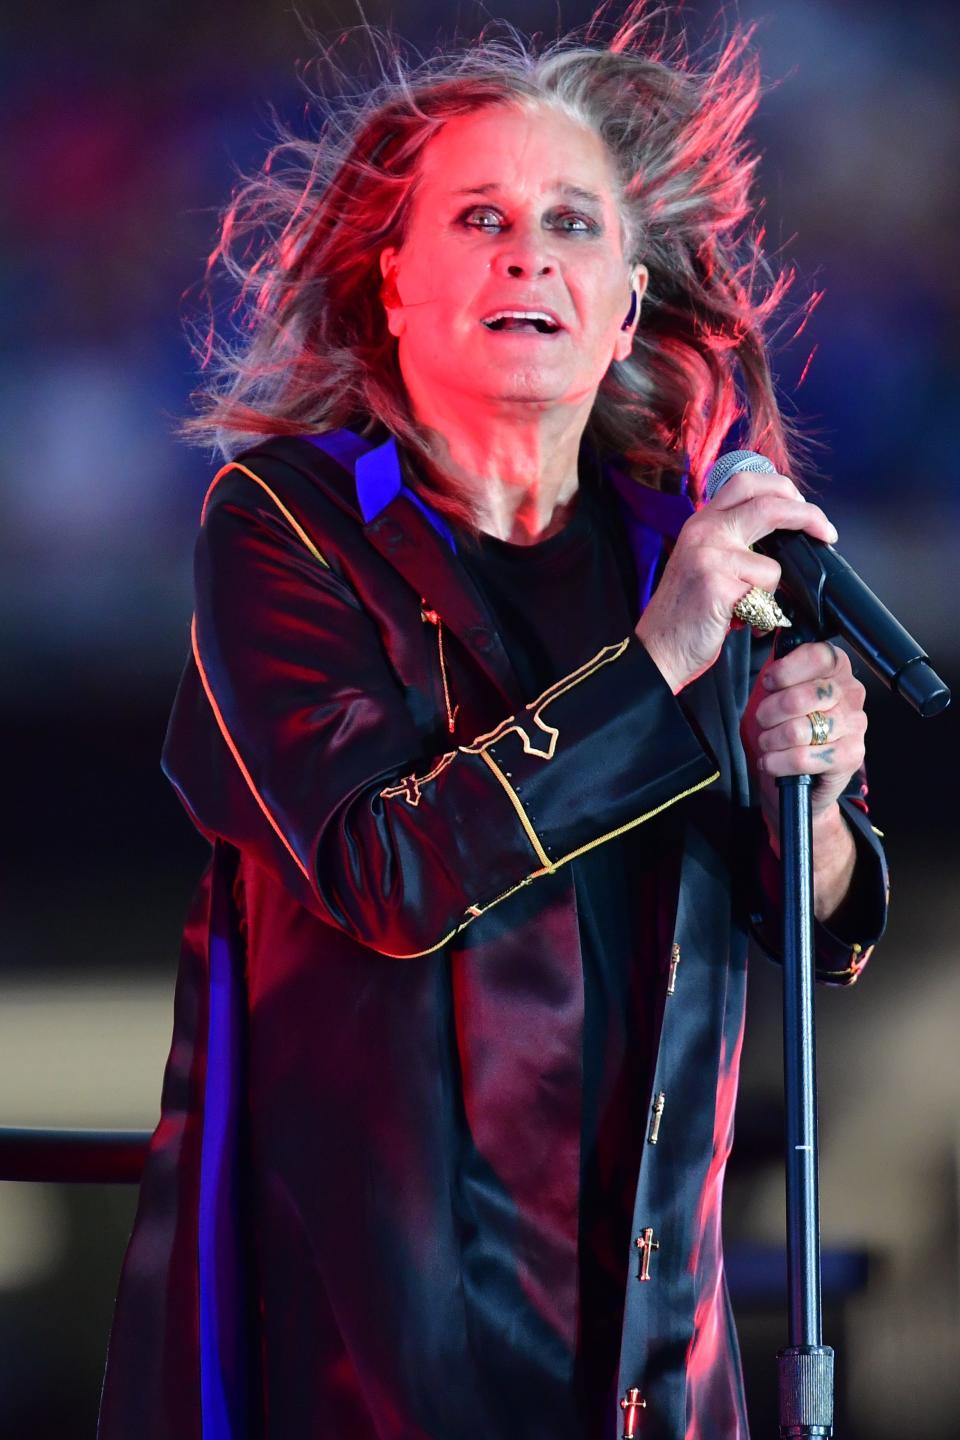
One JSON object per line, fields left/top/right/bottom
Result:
{"left": 808, "top": 710, "right": 830, "bottom": 746}
{"left": 731, "top": 586, "right": 792, "bottom": 636}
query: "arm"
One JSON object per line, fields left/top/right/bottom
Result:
{"left": 162, "top": 469, "right": 719, "bottom": 958}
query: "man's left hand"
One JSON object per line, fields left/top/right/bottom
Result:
{"left": 741, "top": 639, "right": 868, "bottom": 838}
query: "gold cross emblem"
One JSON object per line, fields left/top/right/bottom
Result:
{"left": 647, "top": 1090, "right": 666, "bottom": 1145}
{"left": 620, "top": 1387, "right": 647, "bottom": 1437}
{"left": 634, "top": 1226, "right": 660, "bottom": 1281}
{"left": 667, "top": 942, "right": 681, "bottom": 994}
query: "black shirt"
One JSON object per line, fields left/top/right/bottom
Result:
{"left": 450, "top": 473, "right": 665, "bottom": 1423}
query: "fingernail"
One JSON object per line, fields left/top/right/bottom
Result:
{"left": 763, "top": 673, "right": 776, "bottom": 689}
{"left": 828, "top": 525, "right": 839, "bottom": 543}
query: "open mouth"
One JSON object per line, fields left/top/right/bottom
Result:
{"left": 481, "top": 310, "right": 562, "bottom": 335}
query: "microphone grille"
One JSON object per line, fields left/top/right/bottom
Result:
{"left": 703, "top": 449, "right": 777, "bottom": 502}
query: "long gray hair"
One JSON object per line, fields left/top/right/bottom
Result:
{"left": 180, "top": 4, "right": 818, "bottom": 523}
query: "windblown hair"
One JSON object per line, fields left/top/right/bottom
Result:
{"left": 180, "top": 3, "right": 820, "bottom": 522}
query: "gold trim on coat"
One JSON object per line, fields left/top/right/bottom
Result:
{"left": 201, "top": 461, "right": 331, "bottom": 568}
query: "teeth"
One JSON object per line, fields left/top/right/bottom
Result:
{"left": 482, "top": 310, "right": 560, "bottom": 333}
{"left": 484, "top": 311, "right": 556, "bottom": 324}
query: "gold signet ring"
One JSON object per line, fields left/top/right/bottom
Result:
{"left": 807, "top": 710, "right": 830, "bottom": 746}
{"left": 731, "top": 586, "right": 792, "bottom": 636}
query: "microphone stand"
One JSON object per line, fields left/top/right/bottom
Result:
{"left": 772, "top": 620, "right": 835, "bottom": 1439}
{"left": 703, "top": 449, "right": 951, "bottom": 1433}
{"left": 766, "top": 534, "right": 950, "bottom": 1434}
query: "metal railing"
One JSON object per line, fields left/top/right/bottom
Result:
{"left": 0, "top": 1128, "right": 869, "bottom": 1292}
{"left": 0, "top": 1126, "right": 150, "bottom": 1184}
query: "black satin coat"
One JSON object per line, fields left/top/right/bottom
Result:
{"left": 97, "top": 430, "right": 888, "bottom": 1440}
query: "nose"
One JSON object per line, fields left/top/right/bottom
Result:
{"left": 503, "top": 260, "right": 553, "bottom": 278}
{"left": 493, "top": 254, "right": 555, "bottom": 279}
{"left": 490, "top": 222, "right": 556, "bottom": 279}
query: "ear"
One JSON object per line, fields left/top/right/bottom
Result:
{"left": 613, "top": 263, "right": 648, "bottom": 362}
{"left": 379, "top": 247, "right": 405, "bottom": 337}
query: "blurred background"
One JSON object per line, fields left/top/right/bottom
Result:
{"left": 1, "top": 1, "right": 957, "bottom": 1434}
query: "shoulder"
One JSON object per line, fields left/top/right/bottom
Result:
{"left": 203, "top": 434, "right": 363, "bottom": 526}
{"left": 194, "top": 432, "right": 405, "bottom": 601}
{"left": 196, "top": 433, "right": 375, "bottom": 576}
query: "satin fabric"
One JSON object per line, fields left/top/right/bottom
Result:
{"left": 98, "top": 430, "right": 888, "bottom": 1440}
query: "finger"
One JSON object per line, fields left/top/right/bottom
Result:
{"left": 708, "top": 470, "right": 804, "bottom": 509}
{"left": 677, "top": 545, "right": 783, "bottom": 607}
{"left": 759, "top": 705, "right": 869, "bottom": 754}
{"left": 754, "top": 673, "right": 864, "bottom": 729}
{"left": 763, "top": 641, "right": 847, "bottom": 692}
{"left": 719, "top": 495, "right": 838, "bottom": 549}
{"left": 757, "top": 732, "right": 866, "bottom": 779}
{"left": 733, "top": 551, "right": 782, "bottom": 596}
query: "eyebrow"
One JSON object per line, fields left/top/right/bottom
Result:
{"left": 451, "top": 181, "right": 605, "bottom": 206}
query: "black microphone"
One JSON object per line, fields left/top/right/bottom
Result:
{"left": 703, "top": 449, "right": 951, "bottom": 717}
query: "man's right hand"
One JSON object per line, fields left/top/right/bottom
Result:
{"left": 634, "top": 469, "right": 839, "bottom": 694}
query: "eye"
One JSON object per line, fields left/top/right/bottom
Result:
{"left": 547, "top": 210, "right": 599, "bottom": 234}
{"left": 460, "top": 206, "right": 505, "bottom": 232}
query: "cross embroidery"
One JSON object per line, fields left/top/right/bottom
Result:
{"left": 392, "top": 774, "right": 425, "bottom": 806}
{"left": 379, "top": 750, "right": 458, "bottom": 808}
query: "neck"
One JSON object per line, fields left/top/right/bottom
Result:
{"left": 403, "top": 376, "right": 593, "bottom": 546}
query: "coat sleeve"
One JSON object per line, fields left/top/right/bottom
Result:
{"left": 743, "top": 635, "right": 890, "bottom": 986}
{"left": 162, "top": 469, "right": 721, "bottom": 958}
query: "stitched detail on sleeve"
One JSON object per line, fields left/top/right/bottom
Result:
{"left": 459, "top": 873, "right": 540, "bottom": 923}
{"left": 823, "top": 938, "right": 875, "bottom": 984}
{"left": 476, "top": 748, "right": 554, "bottom": 870}
{"left": 358, "top": 761, "right": 720, "bottom": 960}
{"left": 458, "top": 766, "right": 721, "bottom": 926}
{"left": 201, "top": 461, "right": 331, "bottom": 568}
{"left": 817, "top": 941, "right": 875, "bottom": 985}
{"left": 190, "top": 612, "right": 313, "bottom": 884}
{"left": 460, "top": 636, "right": 632, "bottom": 761}
{"left": 379, "top": 750, "right": 458, "bottom": 807}
{"left": 364, "top": 924, "right": 465, "bottom": 961}
{"left": 553, "top": 768, "right": 720, "bottom": 866}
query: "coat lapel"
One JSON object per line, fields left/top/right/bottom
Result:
{"left": 363, "top": 490, "right": 524, "bottom": 709}
{"left": 310, "top": 433, "right": 525, "bottom": 709}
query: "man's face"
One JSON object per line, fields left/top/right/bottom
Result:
{"left": 379, "top": 102, "right": 646, "bottom": 416}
